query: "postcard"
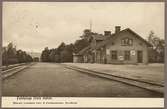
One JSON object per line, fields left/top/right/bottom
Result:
{"left": 1, "top": 1, "right": 165, "bottom": 108}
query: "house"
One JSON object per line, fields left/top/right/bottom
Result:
{"left": 73, "top": 26, "right": 152, "bottom": 64}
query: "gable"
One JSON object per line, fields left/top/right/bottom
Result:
{"left": 120, "top": 28, "right": 152, "bottom": 47}
{"left": 109, "top": 30, "right": 145, "bottom": 48}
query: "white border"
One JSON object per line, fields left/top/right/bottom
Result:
{"left": 1, "top": 97, "right": 164, "bottom": 108}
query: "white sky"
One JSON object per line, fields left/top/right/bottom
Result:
{"left": 3, "top": 2, "right": 164, "bottom": 53}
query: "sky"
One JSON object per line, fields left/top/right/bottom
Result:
{"left": 3, "top": 2, "right": 164, "bottom": 53}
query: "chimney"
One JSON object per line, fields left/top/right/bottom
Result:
{"left": 115, "top": 26, "right": 121, "bottom": 33}
{"left": 104, "top": 31, "right": 111, "bottom": 36}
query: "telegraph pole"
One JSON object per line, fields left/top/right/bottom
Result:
{"left": 90, "top": 19, "right": 92, "bottom": 31}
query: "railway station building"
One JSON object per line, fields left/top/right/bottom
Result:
{"left": 73, "top": 26, "right": 152, "bottom": 64}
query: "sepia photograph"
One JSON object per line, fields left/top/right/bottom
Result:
{"left": 2, "top": 2, "right": 165, "bottom": 98}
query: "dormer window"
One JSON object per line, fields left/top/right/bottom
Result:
{"left": 121, "top": 38, "right": 133, "bottom": 46}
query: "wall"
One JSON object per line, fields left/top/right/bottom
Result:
{"left": 106, "top": 31, "right": 148, "bottom": 64}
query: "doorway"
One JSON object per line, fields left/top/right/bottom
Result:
{"left": 137, "top": 51, "right": 143, "bottom": 63}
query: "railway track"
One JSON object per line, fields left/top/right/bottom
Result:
{"left": 1, "top": 63, "right": 28, "bottom": 71}
{"left": 1, "top": 63, "right": 35, "bottom": 79}
{"left": 63, "top": 64, "right": 164, "bottom": 95}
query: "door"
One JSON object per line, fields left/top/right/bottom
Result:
{"left": 92, "top": 53, "right": 95, "bottom": 63}
{"left": 137, "top": 51, "right": 143, "bottom": 63}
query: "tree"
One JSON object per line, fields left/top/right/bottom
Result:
{"left": 26, "top": 54, "right": 33, "bottom": 62}
{"left": 147, "top": 31, "right": 165, "bottom": 63}
{"left": 49, "top": 49, "right": 56, "bottom": 62}
{"left": 73, "top": 29, "right": 95, "bottom": 53}
{"left": 41, "top": 47, "right": 50, "bottom": 62}
{"left": 57, "top": 42, "right": 66, "bottom": 62}
{"left": 2, "top": 47, "right": 8, "bottom": 65}
{"left": 17, "top": 50, "right": 33, "bottom": 63}
{"left": 80, "top": 29, "right": 92, "bottom": 41}
{"left": 54, "top": 48, "right": 61, "bottom": 62}
{"left": 6, "top": 42, "right": 18, "bottom": 64}
{"left": 2, "top": 42, "right": 33, "bottom": 65}
{"left": 17, "top": 50, "right": 24, "bottom": 63}
{"left": 60, "top": 44, "right": 75, "bottom": 62}
{"left": 57, "top": 42, "right": 66, "bottom": 52}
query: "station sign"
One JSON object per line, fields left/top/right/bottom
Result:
{"left": 119, "top": 56, "right": 124, "bottom": 61}
{"left": 106, "top": 49, "right": 110, "bottom": 55}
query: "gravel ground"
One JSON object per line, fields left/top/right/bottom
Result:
{"left": 2, "top": 63, "right": 162, "bottom": 97}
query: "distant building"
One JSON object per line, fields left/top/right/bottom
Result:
{"left": 73, "top": 26, "right": 152, "bottom": 64}
{"left": 33, "top": 57, "right": 40, "bottom": 62}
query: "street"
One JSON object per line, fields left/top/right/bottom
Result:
{"left": 2, "top": 63, "right": 162, "bottom": 97}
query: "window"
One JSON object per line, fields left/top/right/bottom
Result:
{"left": 124, "top": 51, "right": 130, "bottom": 60}
{"left": 121, "top": 38, "right": 133, "bottom": 46}
{"left": 111, "top": 51, "right": 117, "bottom": 60}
